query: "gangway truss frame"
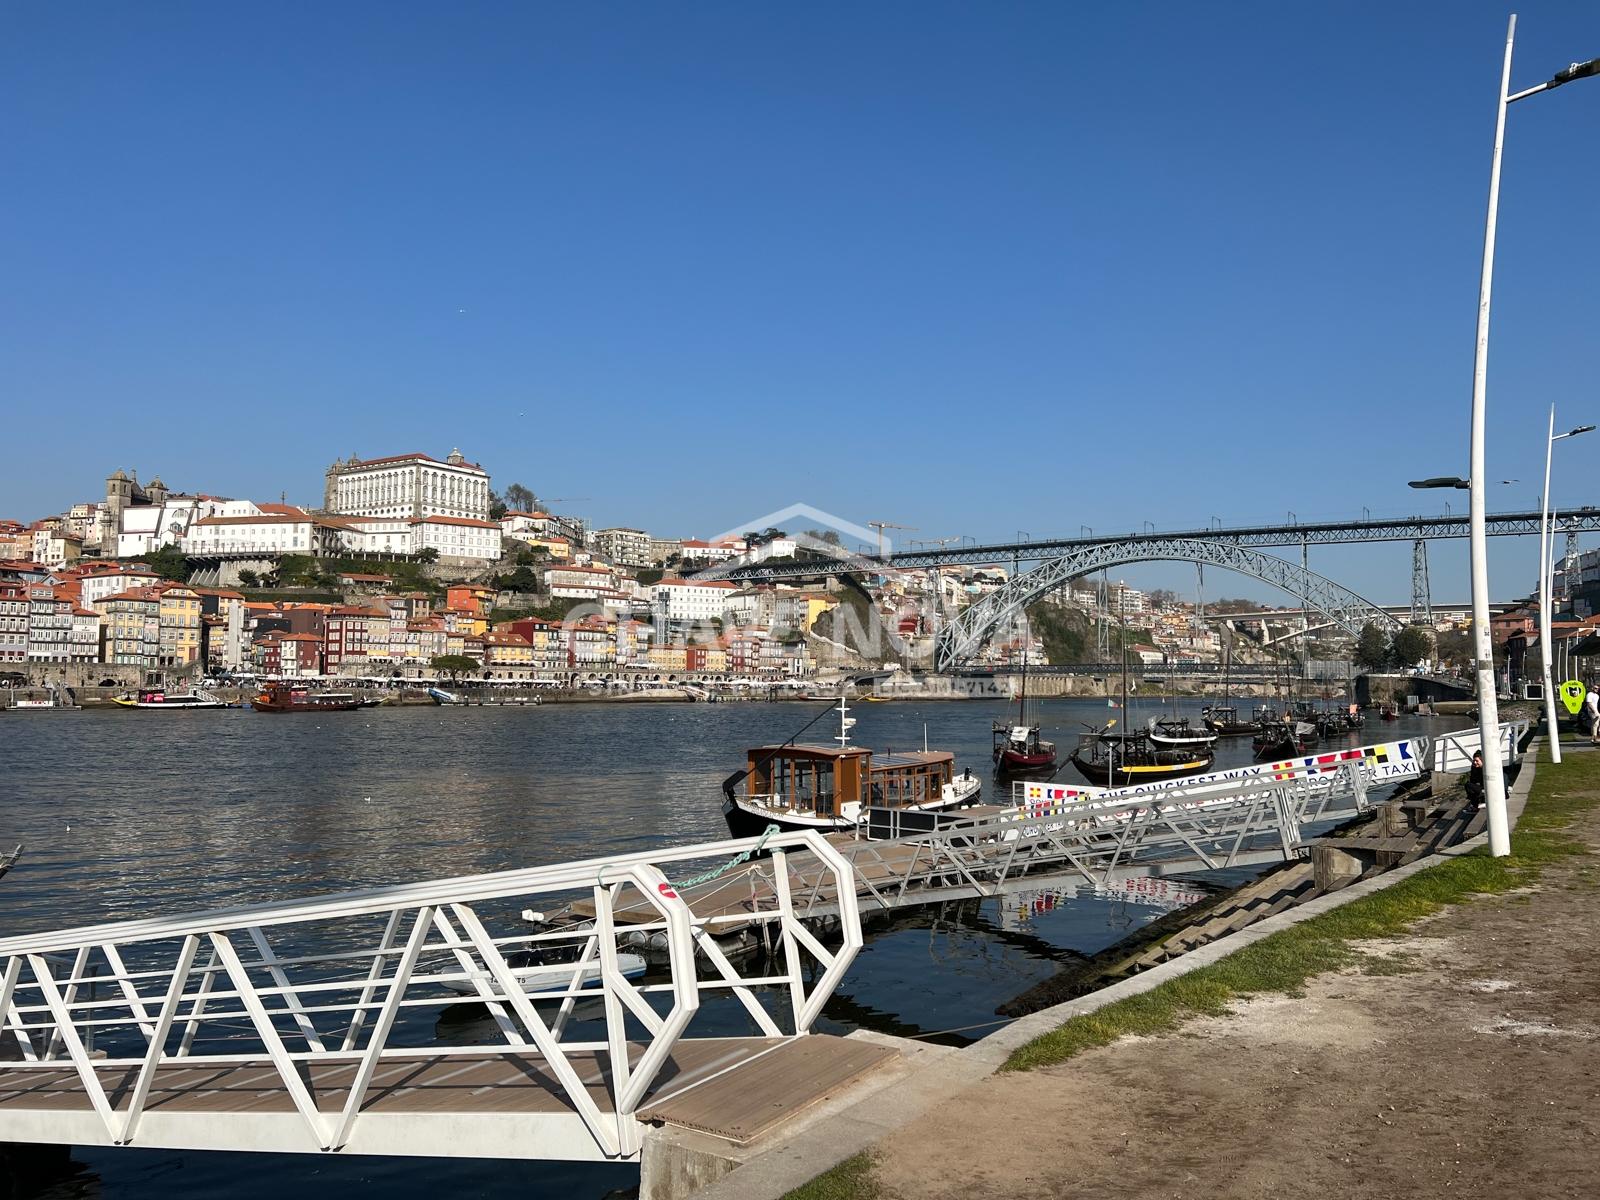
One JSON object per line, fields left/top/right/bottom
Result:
{"left": 0, "top": 830, "right": 862, "bottom": 1161}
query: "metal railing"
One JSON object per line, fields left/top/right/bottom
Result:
{"left": 747, "top": 724, "right": 1527, "bottom": 916}
{"left": 0, "top": 830, "right": 862, "bottom": 1161}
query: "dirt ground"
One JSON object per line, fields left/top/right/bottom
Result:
{"left": 871, "top": 807, "right": 1600, "bottom": 1200}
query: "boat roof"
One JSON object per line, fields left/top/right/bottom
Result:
{"left": 749, "top": 744, "right": 954, "bottom": 766}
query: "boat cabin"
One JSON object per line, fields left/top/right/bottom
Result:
{"left": 743, "top": 744, "right": 959, "bottom": 818}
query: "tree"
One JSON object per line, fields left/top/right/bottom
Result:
{"left": 1354, "top": 622, "right": 1392, "bottom": 672}
{"left": 505, "top": 482, "right": 537, "bottom": 513}
{"left": 488, "top": 491, "right": 508, "bottom": 521}
{"left": 416, "top": 547, "right": 439, "bottom": 563}
{"left": 1434, "top": 629, "right": 1473, "bottom": 673}
{"left": 237, "top": 569, "right": 260, "bottom": 588}
{"left": 496, "top": 564, "right": 540, "bottom": 593}
{"left": 146, "top": 544, "right": 190, "bottom": 582}
{"left": 430, "top": 654, "right": 479, "bottom": 680}
{"left": 1391, "top": 625, "right": 1434, "bottom": 670}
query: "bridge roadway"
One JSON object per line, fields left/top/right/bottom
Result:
{"left": 711, "top": 508, "right": 1599, "bottom": 580}
{"left": 0, "top": 723, "right": 1522, "bottom": 1166}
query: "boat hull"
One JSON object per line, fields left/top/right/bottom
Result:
{"left": 111, "top": 696, "right": 233, "bottom": 709}
{"left": 722, "top": 798, "right": 856, "bottom": 838}
{"left": 1068, "top": 752, "right": 1215, "bottom": 787}
{"left": 252, "top": 699, "right": 362, "bottom": 713}
{"left": 995, "top": 747, "right": 1058, "bottom": 776}
{"left": 722, "top": 783, "right": 980, "bottom": 839}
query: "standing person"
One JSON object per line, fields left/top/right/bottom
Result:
{"left": 1587, "top": 685, "right": 1600, "bottom": 744}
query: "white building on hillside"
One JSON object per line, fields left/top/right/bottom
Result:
{"left": 324, "top": 450, "right": 491, "bottom": 522}
{"left": 183, "top": 512, "right": 322, "bottom": 556}
{"left": 409, "top": 516, "right": 501, "bottom": 562}
{"left": 653, "top": 578, "right": 737, "bottom": 624}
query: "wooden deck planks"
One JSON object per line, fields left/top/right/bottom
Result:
{"left": 636, "top": 1035, "right": 896, "bottom": 1144}
{"left": 0, "top": 1036, "right": 875, "bottom": 1125}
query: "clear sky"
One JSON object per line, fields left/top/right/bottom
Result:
{"left": 4, "top": 2, "right": 1598, "bottom": 605}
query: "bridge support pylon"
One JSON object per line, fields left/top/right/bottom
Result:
{"left": 1410, "top": 539, "right": 1432, "bottom": 626}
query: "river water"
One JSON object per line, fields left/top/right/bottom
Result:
{"left": 0, "top": 696, "right": 1456, "bottom": 1198}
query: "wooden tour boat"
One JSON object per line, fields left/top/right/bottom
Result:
{"left": 1073, "top": 640, "right": 1213, "bottom": 786}
{"left": 1252, "top": 720, "right": 1319, "bottom": 760}
{"left": 1200, "top": 704, "right": 1259, "bottom": 737}
{"left": 252, "top": 683, "right": 362, "bottom": 713}
{"left": 722, "top": 693, "right": 982, "bottom": 837}
{"left": 992, "top": 652, "right": 1057, "bottom": 777}
{"left": 1068, "top": 733, "right": 1215, "bottom": 787}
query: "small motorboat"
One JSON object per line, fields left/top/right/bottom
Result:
{"left": 439, "top": 949, "right": 648, "bottom": 1000}
{"left": 0, "top": 843, "right": 20, "bottom": 882}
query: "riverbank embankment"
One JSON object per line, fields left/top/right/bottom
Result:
{"left": 699, "top": 741, "right": 1600, "bottom": 1200}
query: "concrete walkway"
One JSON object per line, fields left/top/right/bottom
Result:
{"left": 689, "top": 749, "right": 1557, "bottom": 1200}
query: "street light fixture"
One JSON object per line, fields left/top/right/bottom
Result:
{"left": 1467, "top": 15, "right": 1598, "bottom": 858}
{"left": 1538, "top": 412, "right": 1595, "bottom": 764}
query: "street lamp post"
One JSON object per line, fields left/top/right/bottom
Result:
{"left": 1467, "top": 15, "right": 1598, "bottom": 856}
{"left": 1538, "top": 411, "right": 1594, "bottom": 764}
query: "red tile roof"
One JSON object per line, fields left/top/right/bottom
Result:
{"left": 345, "top": 452, "right": 485, "bottom": 471}
{"left": 412, "top": 516, "right": 499, "bottom": 529}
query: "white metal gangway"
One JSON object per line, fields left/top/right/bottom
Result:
{"left": 752, "top": 722, "right": 1530, "bottom": 921}
{"left": 0, "top": 830, "right": 865, "bottom": 1162}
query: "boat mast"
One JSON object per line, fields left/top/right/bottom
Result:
{"left": 1018, "top": 635, "right": 1030, "bottom": 729}
{"left": 835, "top": 683, "right": 855, "bottom": 749}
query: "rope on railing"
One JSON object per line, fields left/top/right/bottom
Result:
{"left": 669, "top": 823, "right": 782, "bottom": 891}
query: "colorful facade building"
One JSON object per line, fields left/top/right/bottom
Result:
{"left": 102, "top": 589, "right": 162, "bottom": 667}
{"left": 156, "top": 586, "right": 203, "bottom": 667}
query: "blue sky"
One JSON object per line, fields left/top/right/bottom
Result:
{"left": 4, "top": 2, "right": 1598, "bottom": 605}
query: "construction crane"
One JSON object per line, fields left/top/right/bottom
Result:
{"left": 867, "top": 520, "right": 916, "bottom": 559}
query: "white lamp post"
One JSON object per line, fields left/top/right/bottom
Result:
{"left": 1465, "top": 15, "right": 1598, "bottom": 856}
{"left": 1539, "top": 410, "right": 1594, "bottom": 764}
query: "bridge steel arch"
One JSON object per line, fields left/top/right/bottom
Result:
{"left": 934, "top": 536, "right": 1402, "bottom": 672}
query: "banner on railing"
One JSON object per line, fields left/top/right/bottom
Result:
{"left": 1016, "top": 738, "right": 1425, "bottom": 818}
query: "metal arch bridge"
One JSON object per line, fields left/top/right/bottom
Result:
{"left": 933, "top": 536, "right": 1401, "bottom": 672}
{"left": 708, "top": 508, "right": 1600, "bottom": 582}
